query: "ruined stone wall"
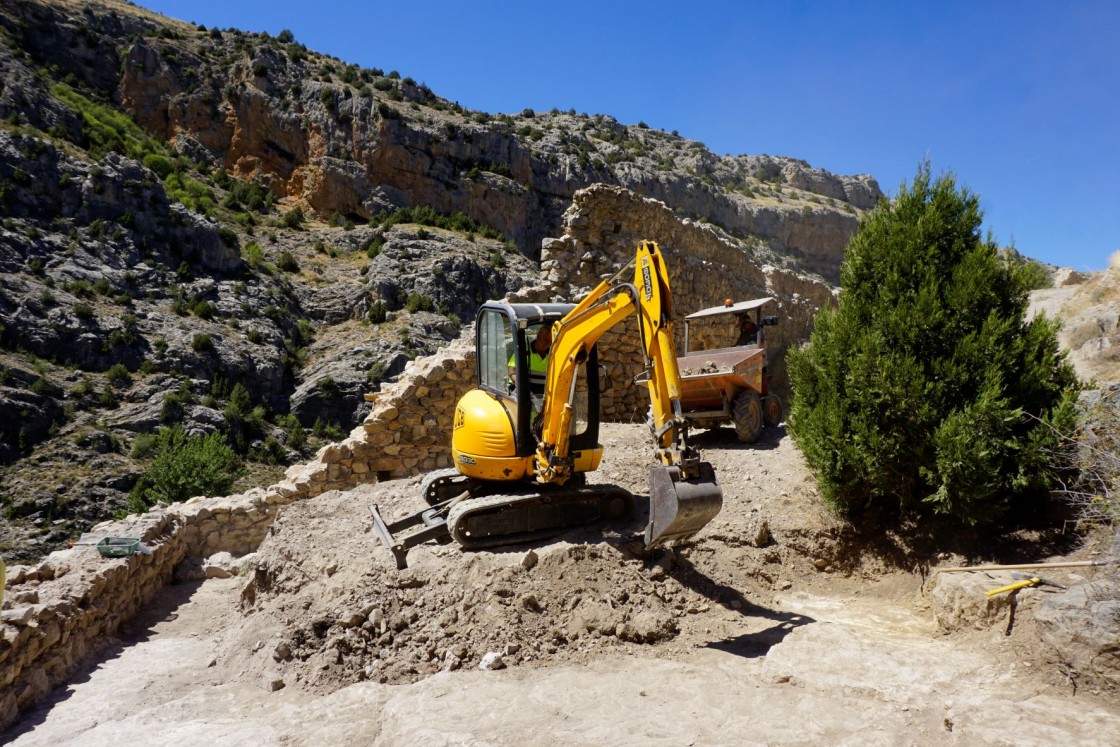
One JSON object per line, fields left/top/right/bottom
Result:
{"left": 529, "top": 184, "right": 835, "bottom": 420}
{"left": 0, "top": 488, "right": 282, "bottom": 727}
{"left": 0, "top": 341, "right": 479, "bottom": 730}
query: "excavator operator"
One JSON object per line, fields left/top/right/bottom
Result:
{"left": 508, "top": 324, "right": 553, "bottom": 415}
{"left": 526, "top": 324, "right": 552, "bottom": 393}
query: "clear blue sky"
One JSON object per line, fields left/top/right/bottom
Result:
{"left": 138, "top": 1, "right": 1119, "bottom": 271}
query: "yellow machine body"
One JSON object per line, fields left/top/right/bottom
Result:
{"left": 452, "top": 389, "right": 603, "bottom": 481}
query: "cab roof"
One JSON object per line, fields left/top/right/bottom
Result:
{"left": 684, "top": 297, "right": 775, "bottom": 321}
{"left": 481, "top": 301, "right": 575, "bottom": 326}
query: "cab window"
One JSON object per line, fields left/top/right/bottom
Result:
{"left": 478, "top": 308, "right": 515, "bottom": 395}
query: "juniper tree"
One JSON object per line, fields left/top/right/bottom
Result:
{"left": 788, "top": 162, "right": 1078, "bottom": 524}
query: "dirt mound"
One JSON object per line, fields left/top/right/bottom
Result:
{"left": 238, "top": 498, "right": 710, "bottom": 690}
{"left": 223, "top": 422, "right": 848, "bottom": 692}
{"left": 214, "top": 419, "right": 1110, "bottom": 701}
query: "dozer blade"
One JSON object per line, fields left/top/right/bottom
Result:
{"left": 644, "top": 463, "right": 723, "bottom": 547}
{"left": 369, "top": 504, "right": 451, "bottom": 570}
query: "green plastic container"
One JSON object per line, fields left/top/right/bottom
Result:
{"left": 96, "top": 537, "right": 141, "bottom": 558}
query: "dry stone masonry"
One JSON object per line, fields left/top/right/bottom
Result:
{"left": 525, "top": 184, "right": 835, "bottom": 419}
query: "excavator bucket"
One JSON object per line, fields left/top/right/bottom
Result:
{"left": 644, "top": 463, "right": 723, "bottom": 547}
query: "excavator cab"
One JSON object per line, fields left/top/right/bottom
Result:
{"left": 453, "top": 302, "right": 603, "bottom": 481}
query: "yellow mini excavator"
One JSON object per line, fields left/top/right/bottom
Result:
{"left": 371, "top": 241, "right": 723, "bottom": 568}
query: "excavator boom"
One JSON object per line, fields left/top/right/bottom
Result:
{"left": 533, "top": 241, "right": 722, "bottom": 545}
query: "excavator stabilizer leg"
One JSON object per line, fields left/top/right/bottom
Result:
{"left": 644, "top": 463, "right": 722, "bottom": 547}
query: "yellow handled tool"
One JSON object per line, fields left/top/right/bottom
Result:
{"left": 986, "top": 571, "right": 1067, "bottom": 597}
{"left": 986, "top": 577, "right": 1040, "bottom": 596}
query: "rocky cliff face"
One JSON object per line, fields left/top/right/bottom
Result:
{"left": 6, "top": 1, "right": 880, "bottom": 275}
{"left": 0, "top": 0, "right": 882, "bottom": 561}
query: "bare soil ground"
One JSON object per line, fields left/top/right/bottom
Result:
{"left": 5, "top": 422, "right": 1119, "bottom": 745}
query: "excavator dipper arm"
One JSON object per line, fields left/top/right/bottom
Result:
{"left": 534, "top": 241, "right": 722, "bottom": 546}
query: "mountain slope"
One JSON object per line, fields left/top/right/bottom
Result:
{"left": 0, "top": 0, "right": 881, "bottom": 561}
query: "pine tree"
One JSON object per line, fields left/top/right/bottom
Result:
{"left": 788, "top": 162, "right": 1078, "bottom": 524}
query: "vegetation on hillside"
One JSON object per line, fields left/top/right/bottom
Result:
{"left": 1053, "top": 391, "right": 1120, "bottom": 550}
{"left": 127, "top": 427, "right": 241, "bottom": 512}
{"left": 788, "top": 163, "right": 1079, "bottom": 525}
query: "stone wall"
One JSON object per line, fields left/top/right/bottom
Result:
{"left": 0, "top": 340, "right": 479, "bottom": 730}
{"left": 0, "top": 183, "right": 845, "bottom": 729}
{"left": 527, "top": 184, "right": 835, "bottom": 419}
{"left": 0, "top": 488, "right": 280, "bottom": 727}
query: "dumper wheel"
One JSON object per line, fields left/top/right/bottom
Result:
{"left": 763, "top": 394, "right": 783, "bottom": 427}
{"left": 732, "top": 389, "right": 763, "bottom": 443}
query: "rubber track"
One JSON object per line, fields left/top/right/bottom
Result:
{"left": 447, "top": 485, "right": 632, "bottom": 549}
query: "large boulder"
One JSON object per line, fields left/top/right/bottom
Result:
{"left": 1035, "top": 580, "right": 1120, "bottom": 694}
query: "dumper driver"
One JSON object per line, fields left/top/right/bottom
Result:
{"left": 735, "top": 314, "right": 758, "bottom": 346}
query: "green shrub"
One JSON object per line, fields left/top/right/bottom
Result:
{"left": 142, "top": 153, "right": 175, "bottom": 178}
{"left": 366, "top": 360, "right": 388, "bottom": 384}
{"left": 106, "top": 363, "right": 132, "bottom": 387}
{"left": 286, "top": 417, "right": 306, "bottom": 451}
{"left": 70, "top": 376, "right": 95, "bottom": 399}
{"left": 1017, "top": 257, "right": 1054, "bottom": 290}
{"left": 164, "top": 173, "right": 216, "bottom": 214}
{"left": 787, "top": 162, "right": 1079, "bottom": 525}
{"left": 251, "top": 434, "right": 287, "bottom": 465}
{"left": 277, "top": 251, "right": 299, "bottom": 272}
{"left": 365, "top": 236, "right": 385, "bottom": 257}
{"left": 50, "top": 83, "right": 166, "bottom": 161}
{"left": 223, "top": 382, "right": 266, "bottom": 452}
{"left": 98, "top": 387, "right": 118, "bottom": 408}
{"left": 312, "top": 417, "right": 344, "bottom": 441}
{"left": 129, "top": 427, "right": 241, "bottom": 508}
{"left": 217, "top": 225, "right": 239, "bottom": 248}
{"left": 242, "top": 241, "right": 264, "bottom": 268}
{"left": 281, "top": 207, "right": 304, "bottom": 228}
{"left": 368, "top": 300, "right": 387, "bottom": 324}
{"left": 107, "top": 313, "right": 138, "bottom": 348}
{"left": 405, "top": 292, "right": 434, "bottom": 313}
{"left": 130, "top": 431, "right": 158, "bottom": 459}
{"left": 191, "top": 333, "right": 213, "bottom": 352}
{"left": 160, "top": 380, "right": 195, "bottom": 423}
{"left": 190, "top": 298, "right": 215, "bottom": 320}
